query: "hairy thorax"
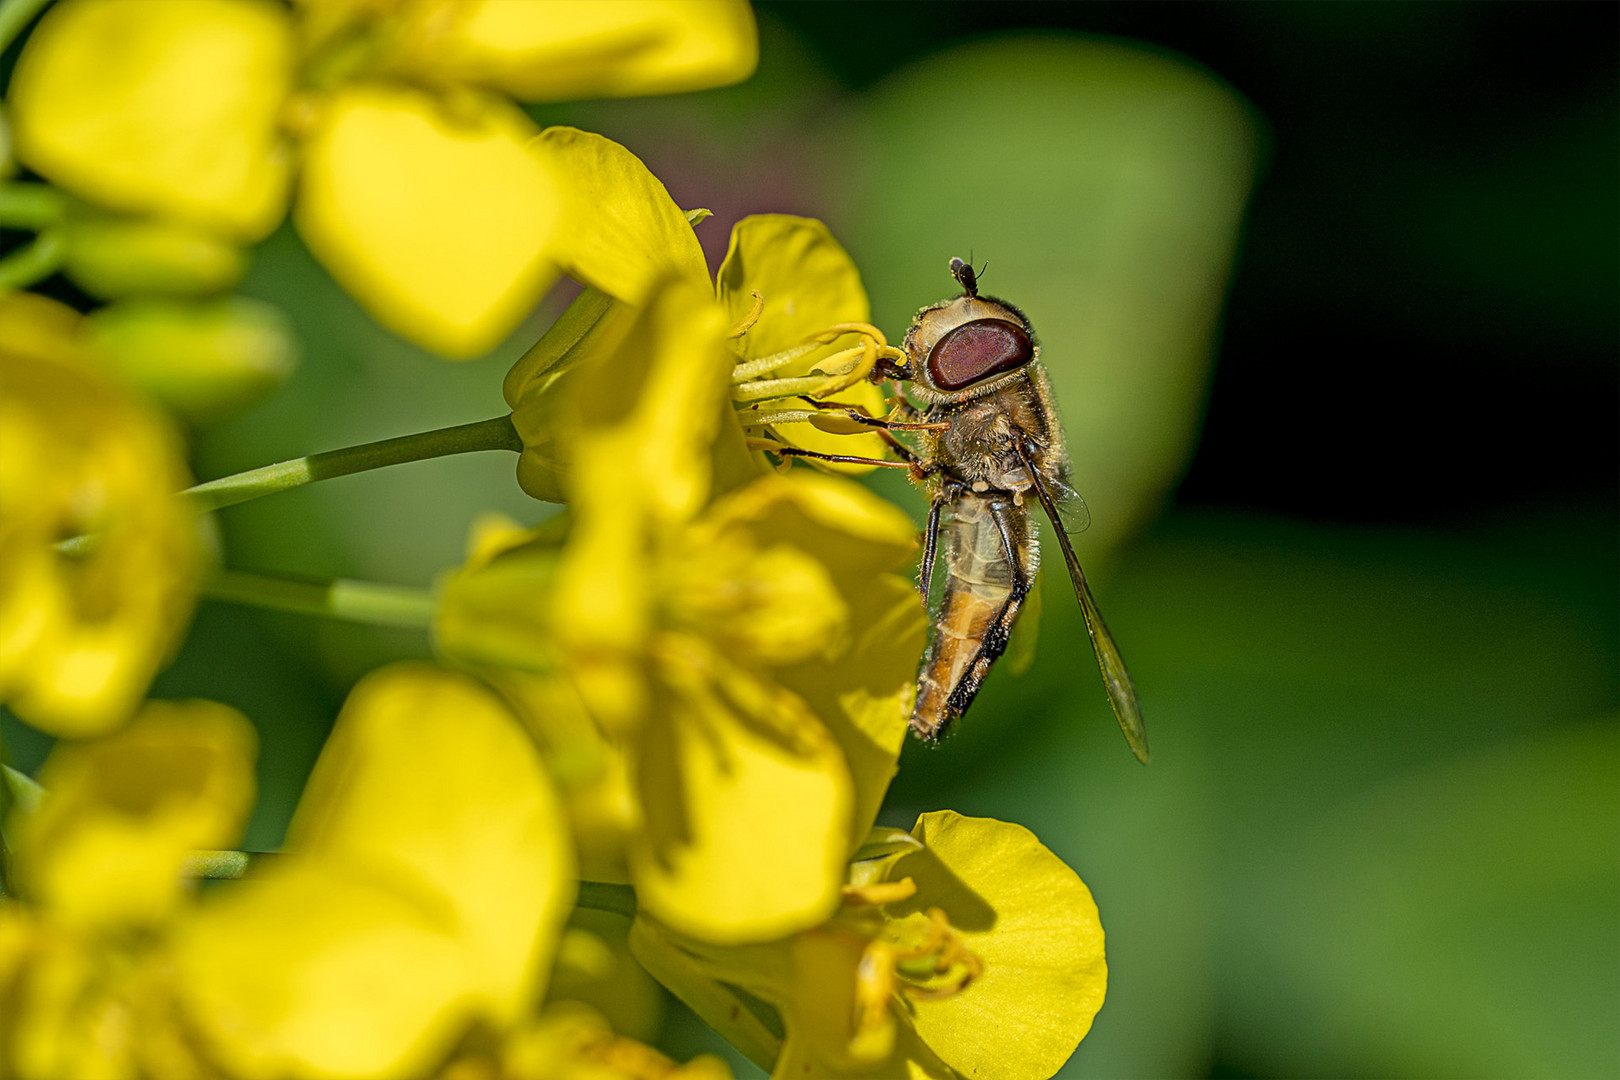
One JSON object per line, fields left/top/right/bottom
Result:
{"left": 919, "top": 371, "right": 1064, "bottom": 496}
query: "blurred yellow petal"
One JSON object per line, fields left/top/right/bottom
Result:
{"left": 894, "top": 812, "right": 1107, "bottom": 1080}
{"left": 0, "top": 296, "right": 199, "bottom": 737}
{"left": 411, "top": 0, "right": 758, "bottom": 102}
{"left": 177, "top": 664, "right": 574, "bottom": 1078}
{"left": 555, "top": 274, "right": 731, "bottom": 521}
{"left": 8, "top": 0, "right": 292, "bottom": 238}
{"left": 14, "top": 700, "right": 254, "bottom": 929}
{"left": 285, "top": 663, "right": 575, "bottom": 1021}
{"left": 295, "top": 86, "right": 562, "bottom": 358}
{"left": 718, "top": 215, "right": 889, "bottom": 468}
{"left": 178, "top": 863, "right": 473, "bottom": 1080}
{"left": 629, "top": 688, "right": 852, "bottom": 944}
{"left": 710, "top": 474, "right": 923, "bottom": 844}
{"left": 537, "top": 127, "right": 710, "bottom": 306}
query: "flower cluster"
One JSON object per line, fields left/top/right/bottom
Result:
{"left": 1, "top": 3, "right": 1110, "bottom": 1077}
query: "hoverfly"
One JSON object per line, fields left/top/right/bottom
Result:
{"left": 880, "top": 258, "right": 1150, "bottom": 762}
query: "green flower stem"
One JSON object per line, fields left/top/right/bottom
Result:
{"left": 203, "top": 568, "right": 435, "bottom": 629}
{"left": 187, "top": 414, "right": 523, "bottom": 512}
{"left": 0, "top": 183, "right": 69, "bottom": 230}
{"left": 575, "top": 880, "right": 638, "bottom": 919}
{"left": 0, "top": 228, "right": 64, "bottom": 290}
{"left": 0, "top": 0, "right": 50, "bottom": 54}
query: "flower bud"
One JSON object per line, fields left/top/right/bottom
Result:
{"left": 62, "top": 213, "right": 245, "bottom": 298}
{"left": 85, "top": 297, "right": 297, "bottom": 422}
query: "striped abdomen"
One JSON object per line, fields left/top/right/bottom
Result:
{"left": 910, "top": 492, "right": 1037, "bottom": 740}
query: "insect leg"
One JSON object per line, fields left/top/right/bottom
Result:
{"left": 747, "top": 441, "right": 913, "bottom": 470}
{"left": 987, "top": 498, "right": 1033, "bottom": 598}
{"left": 919, "top": 497, "right": 945, "bottom": 605}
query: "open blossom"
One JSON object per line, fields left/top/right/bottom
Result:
{"left": 441, "top": 265, "right": 924, "bottom": 944}
{"left": 6, "top": 0, "right": 756, "bottom": 356}
{"left": 631, "top": 812, "right": 1108, "bottom": 1080}
{"left": 1, "top": 666, "right": 722, "bottom": 1079}
{"left": 0, "top": 293, "right": 199, "bottom": 737}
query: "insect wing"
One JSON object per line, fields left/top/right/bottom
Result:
{"left": 1004, "top": 565, "right": 1042, "bottom": 676}
{"left": 1020, "top": 453, "right": 1150, "bottom": 764}
{"left": 1050, "top": 479, "right": 1092, "bottom": 535}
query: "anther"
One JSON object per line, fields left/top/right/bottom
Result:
{"left": 727, "top": 291, "right": 766, "bottom": 339}
{"left": 841, "top": 877, "right": 919, "bottom": 906}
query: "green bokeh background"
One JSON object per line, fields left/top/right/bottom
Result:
{"left": 4, "top": 3, "right": 1615, "bottom": 1077}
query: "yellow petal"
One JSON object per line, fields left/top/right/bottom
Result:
{"left": 176, "top": 664, "right": 574, "bottom": 1079}
{"left": 894, "top": 812, "right": 1107, "bottom": 1080}
{"left": 406, "top": 0, "right": 758, "bottom": 102}
{"left": 536, "top": 127, "right": 710, "bottom": 306}
{"left": 628, "top": 688, "right": 852, "bottom": 944}
{"left": 0, "top": 301, "right": 200, "bottom": 737}
{"left": 770, "top": 933, "right": 959, "bottom": 1080}
{"left": 14, "top": 700, "right": 255, "bottom": 928}
{"left": 284, "top": 663, "right": 575, "bottom": 1021}
{"left": 717, "top": 215, "right": 869, "bottom": 359}
{"left": 177, "top": 861, "right": 473, "bottom": 1080}
{"left": 8, "top": 0, "right": 292, "bottom": 238}
{"left": 295, "top": 86, "right": 562, "bottom": 358}
{"left": 718, "top": 215, "right": 889, "bottom": 468}
{"left": 561, "top": 275, "right": 732, "bottom": 522}
{"left": 707, "top": 474, "right": 924, "bottom": 844}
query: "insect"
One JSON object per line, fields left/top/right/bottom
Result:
{"left": 880, "top": 257, "right": 1150, "bottom": 762}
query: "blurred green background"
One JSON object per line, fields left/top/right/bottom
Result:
{"left": 4, "top": 3, "right": 1615, "bottom": 1077}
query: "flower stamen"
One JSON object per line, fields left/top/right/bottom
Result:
{"left": 841, "top": 877, "right": 919, "bottom": 907}
{"left": 727, "top": 290, "right": 765, "bottom": 339}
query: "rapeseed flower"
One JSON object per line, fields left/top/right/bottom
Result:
{"left": 631, "top": 812, "right": 1108, "bottom": 1080}
{"left": 0, "top": 699, "right": 255, "bottom": 1079}
{"left": 6, "top": 0, "right": 757, "bottom": 356}
{"left": 1, "top": 667, "right": 714, "bottom": 1079}
{"left": 443, "top": 269, "right": 924, "bottom": 944}
{"left": 719, "top": 214, "right": 895, "bottom": 471}
{"left": 0, "top": 293, "right": 199, "bottom": 737}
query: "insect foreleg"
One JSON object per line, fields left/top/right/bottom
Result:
{"left": 746, "top": 440, "right": 914, "bottom": 470}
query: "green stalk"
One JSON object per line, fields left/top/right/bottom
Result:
{"left": 575, "top": 881, "right": 638, "bottom": 919}
{"left": 0, "top": 228, "right": 63, "bottom": 290}
{"left": 203, "top": 569, "right": 435, "bottom": 629}
{"left": 188, "top": 414, "right": 522, "bottom": 512}
{"left": 0, "top": 184, "right": 69, "bottom": 230}
{"left": 0, "top": 0, "right": 51, "bottom": 54}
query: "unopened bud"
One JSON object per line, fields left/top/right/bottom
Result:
{"left": 86, "top": 297, "right": 297, "bottom": 422}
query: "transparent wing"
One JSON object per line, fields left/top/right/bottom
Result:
{"left": 1004, "top": 565, "right": 1042, "bottom": 676}
{"left": 1022, "top": 454, "right": 1149, "bottom": 764}
{"left": 1050, "top": 478, "right": 1092, "bottom": 535}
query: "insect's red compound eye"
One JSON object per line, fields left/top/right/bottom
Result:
{"left": 925, "top": 319, "right": 1033, "bottom": 390}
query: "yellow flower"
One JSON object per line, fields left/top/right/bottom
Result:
{"left": 443, "top": 1000, "right": 733, "bottom": 1080}
{"left": 631, "top": 812, "right": 1108, "bottom": 1080}
{"left": 0, "top": 293, "right": 199, "bottom": 737}
{"left": 0, "top": 699, "right": 257, "bottom": 1080}
{"left": 6, "top": 0, "right": 295, "bottom": 239}
{"left": 2, "top": 666, "right": 714, "bottom": 1079}
{"left": 443, "top": 274, "right": 924, "bottom": 944}
{"left": 175, "top": 663, "right": 575, "bottom": 1079}
{"left": 6, "top": 0, "right": 757, "bottom": 357}
{"left": 719, "top": 214, "right": 894, "bottom": 471}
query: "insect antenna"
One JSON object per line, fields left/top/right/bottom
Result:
{"left": 948, "top": 256, "right": 979, "bottom": 298}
